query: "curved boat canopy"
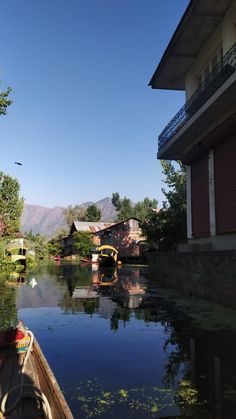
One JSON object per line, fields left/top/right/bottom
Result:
{"left": 98, "top": 245, "right": 118, "bottom": 254}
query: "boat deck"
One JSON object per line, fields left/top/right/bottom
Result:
{"left": 0, "top": 349, "right": 44, "bottom": 418}
{"left": 0, "top": 340, "right": 74, "bottom": 419}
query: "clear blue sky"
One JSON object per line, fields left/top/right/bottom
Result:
{"left": 1, "top": 0, "right": 189, "bottom": 208}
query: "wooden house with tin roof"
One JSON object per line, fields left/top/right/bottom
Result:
{"left": 63, "top": 221, "right": 114, "bottom": 256}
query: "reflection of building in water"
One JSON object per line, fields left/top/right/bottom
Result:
{"left": 65, "top": 267, "right": 147, "bottom": 317}
{"left": 124, "top": 295, "right": 143, "bottom": 309}
{"left": 72, "top": 287, "right": 98, "bottom": 299}
{"left": 97, "top": 297, "right": 117, "bottom": 320}
{"left": 112, "top": 270, "right": 146, "bottom": 309}
{"left": 188, "top": 336, "right": 229, "bottom": 419}
{"left": 71, "top": 286, "right": 117, "bottom": 319}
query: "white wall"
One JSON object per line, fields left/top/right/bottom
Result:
{"left": 185, "top": 0, "right": 236, "bottom": 99}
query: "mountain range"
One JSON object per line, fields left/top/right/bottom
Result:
{"left": 20, "top": 197, "right": 116, "bottom": 236}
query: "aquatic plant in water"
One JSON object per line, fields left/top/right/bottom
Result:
{"left": 63, "top": 378, "right": 176, "bottom": 417}
{"left": 61, "top": 377, "right": 208, "bottom": 418}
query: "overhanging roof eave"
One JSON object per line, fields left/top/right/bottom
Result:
{"left": 149, "top": 0, "right": 233, "bottom": 90}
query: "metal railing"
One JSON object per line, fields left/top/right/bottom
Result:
{"left": 158, "top": 42, "right": 236, "bottom": 150}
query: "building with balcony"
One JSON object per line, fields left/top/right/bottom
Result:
{"left": 150, "top": 0, "right": 236, "bottom": 250}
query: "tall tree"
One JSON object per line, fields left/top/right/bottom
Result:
{"left": 111, "top": 193, "right": 121, "bottom": 211}
{"left": 112, "top": 193, "right": 158, "bottom": 223}
{"left": 25, "top": 231, "right": 48, "bottom": 259}
{"left": 85, "top": 204, "right": 101, "bottom": 222}
{"left": 134, "top": 197, "right": 158, "bottom": 223}
{"left": 141, "top": 161, "right": 187, "bottom": 251}
{"left": 64, "top": 205, "right": 86, "bottom": 227}
{"left": 0, "top": 85, "right": 12, "bottom": 116}
{"left": 112, "top": 193, "right": 134, "bottom": 221}
{"left": 0, "top": 172, "right": 24, "bottom": 237}
{"left": 72, "top": 231, "right": 93, "bottom": 256}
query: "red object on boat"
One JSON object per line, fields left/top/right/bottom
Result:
{"left": 0, "top": 319, "right": 30, "bottom": 352}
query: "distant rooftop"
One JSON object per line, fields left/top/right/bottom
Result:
{"left": 71, "top": 221, "right": 114, "bottom": 234}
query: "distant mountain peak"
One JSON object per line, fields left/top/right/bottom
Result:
{"left": 21, "top": 198, "right": 116, "bottom": 236}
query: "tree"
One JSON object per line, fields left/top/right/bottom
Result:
{"left": 111, "top": 193, "right": 121, "bottom": 211}
{"left": 0, "top": 85, "right": 12, "bottom": 116}
{"left": 112, "top": 193, "right": 158, "bottom": 223}
{"left": 46, "top": 228, "right": 68, "bottom": 256}
{"left": 134, "top": 197, "right": 158, "bottom": 223}
{"left": 141, "top": 161, "right": 187, "bottom": 251}
{"left": 46, "top": 238, "right": 63, "bottom": 256}
{"left": 0, "top": 172, "right": 24, "bottom": 237}
{"left": 72, "top": 231, "right": 93, "bottom": 256}
{"left": 25, "top": 231, "right": 47, "bottom": 259}
{"left": 85, "top": 204, "right": 101, "bottom": 222}
{"left": 112, "top": 193, "right": 134, "bottom": 221}
{"left": 64, "top": 205, "right": 86, "bottom": 227}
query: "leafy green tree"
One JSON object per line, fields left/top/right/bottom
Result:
{"left": 112, "top": 193, "right": 134, "bottom": 221}
{"left": 64, "top": 205, "right": 86, "bottom": 227}
{"left": 46, "top": 228, "right": 68, "bottom": 256}
{"left": 134, "top": 197, "right": 158, "bottom": 223}
{"left": 141, "top": 161, "right": 187, "bottom": 251}
{"left": 72, "top": 231, "right": 93, "bottom": 256}
{"left": 118, "top": 197, "right": 134, "bottom": 221}
{"left": 112, "top": 193, "right": 121, "bottom": 211}
{"left": 0, "top": 84, "right": 12, "bottom": 116}
{"left": 85, "top": 204, "right": 101, "bottom": 222}
{"left": 26, "top": 231, "right": 47, "bottom": 259}
{"left": 0, "top": 172, "right": 24, "bottom": 237}
{"left": 112, "top": 193, "right": 158, "bottom": 223}
{"left": 46, "top": 239, "right": 63, "bottom": 256}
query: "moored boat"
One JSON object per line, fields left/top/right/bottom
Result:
{"left": 97, "top": 245, "right": 119, "bottom": 267}
{"left": 80, "top": 257, "right": 99, "bottom": 265}
{"left": 0, "top": 322, "right": 73, "bottom": 419}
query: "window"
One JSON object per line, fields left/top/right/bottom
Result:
{"left": 195, "top": 44, "right": 223, "bottom": 90}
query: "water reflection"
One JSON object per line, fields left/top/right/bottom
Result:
{"left": 0, "top": 286, "right": 17, "bottom": 330}
{"left": 2, "top": 262, "right": 236, "bottom": 418}
{"left": 59, "top": 266, "right": 146, "bottom": 320}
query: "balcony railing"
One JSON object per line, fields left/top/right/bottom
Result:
{"left": 158, "top": 42, "right": 236, "bottom": 150}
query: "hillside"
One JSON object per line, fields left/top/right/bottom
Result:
{"left": 21, "top": 197, "right": 116, "bottom": 236}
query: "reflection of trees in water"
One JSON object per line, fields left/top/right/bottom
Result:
{"left": 0, "top": 286, "right": 17, "bottom": 330}
{"left": 59, "top": 291, "right": 99, "bottom": 315}
{"left": 134, "top": 292, "right": 236, "bottom": 417}
{"left": 110, "top": 307, "right": 131, "bottom": 331}
{"left": 134, "top": 296, "right": 191, "bottom": 387}
{"left": 83, "top": 299, "right": 99, "bottom": 315}
{"left": 62, "top": 265, "right": 91, "bottom": 297}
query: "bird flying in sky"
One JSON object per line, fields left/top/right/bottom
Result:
{"left": 14, "top": 162, "right": 23, "bottom": 166}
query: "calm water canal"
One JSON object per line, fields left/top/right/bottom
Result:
{"left": 2, "top": 262, "right": 236, "bottom": 418}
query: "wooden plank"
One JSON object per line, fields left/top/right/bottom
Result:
{"left": 33, "top": 339, "right": 74, "bottom": 419}
{"left": 22, "top": 352, "right": 43, "bottom": 418}
{"left": 7, "top": 355, "right": 23, "bottom": 417}
{"left": 0, "top": 356, "right": 15, "bottom": 401}
{"left": 0, "top": 353, "right": 25, "bottom": 417}
{"left": 0, "top": 340, "right": 73, "bottom": 419}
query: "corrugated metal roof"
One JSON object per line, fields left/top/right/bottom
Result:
{"left": 94, "top": 217, "right": 140, "bottom": 235}
{"left": 72, "top": 221, "right": 114, "bottom": 233}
